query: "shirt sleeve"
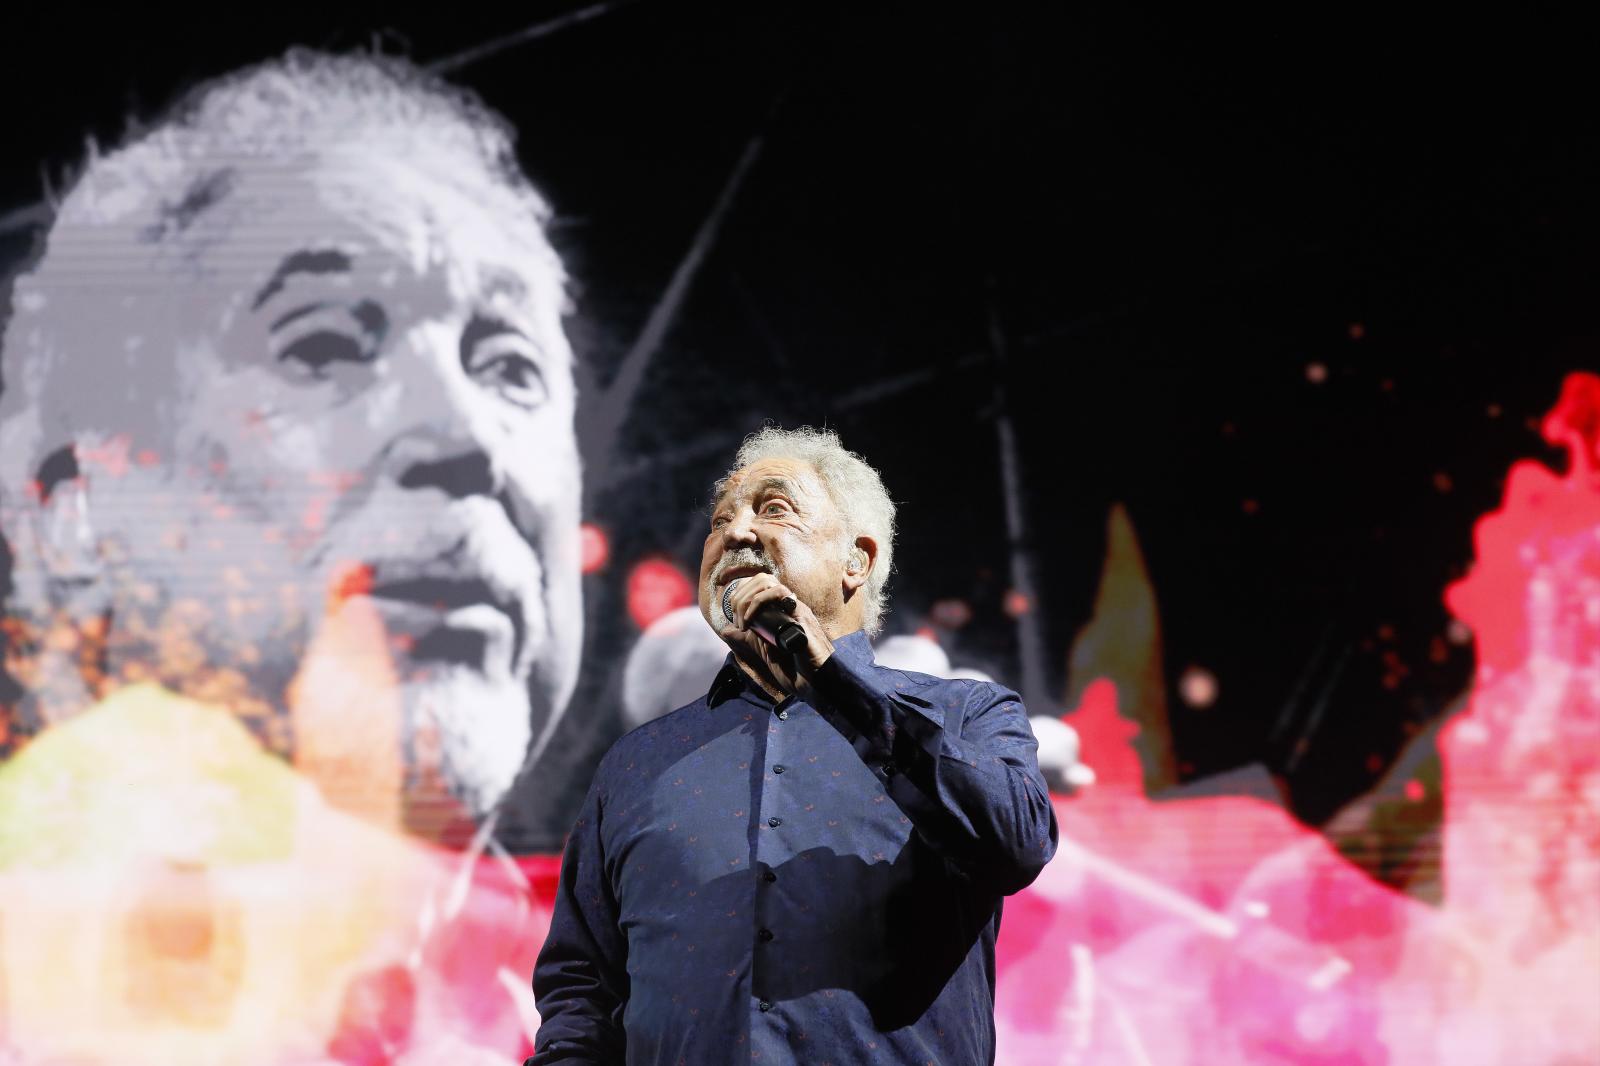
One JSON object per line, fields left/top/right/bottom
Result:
{"left": 809, "top": 655, "right": 1059, "bottom": 896}
{"left": 527, "top": 763, "right": 629, "bottom": 1065}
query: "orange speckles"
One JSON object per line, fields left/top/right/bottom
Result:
{"left": 300, "top": 497, "right": 328, "bottom": 533}
{"left": 77, "top": 434, "right": 132, "bottom": 478}
{"left": 307, "top": 469, "right": 361, "bottom": 493}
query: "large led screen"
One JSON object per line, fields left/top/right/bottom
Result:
{"left": 0, "top": 9, "right": 1594, "bottom": 1064}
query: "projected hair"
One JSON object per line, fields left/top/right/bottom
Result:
{"left": 716, "top": 426, "right": 897, "bottom": 636}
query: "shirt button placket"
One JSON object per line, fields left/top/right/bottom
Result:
{"left": 757, "top": 701, "right": 789, "bottom": 1029}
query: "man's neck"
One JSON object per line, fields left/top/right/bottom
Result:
{"left": 735, "top": 657, "right": 790, "bottom": 703}
{"left": 732, "top": 614, "right": 858, "bottom": 702}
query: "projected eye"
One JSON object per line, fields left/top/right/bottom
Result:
{"left": 464, "top": 322, "right": 548, "bottom": 410}
{"left": 269, "top": 301, "right": 385, "bottom": 382}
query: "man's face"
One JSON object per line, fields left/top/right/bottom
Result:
{"left": 21, "top": 149, "right": 583, "bottom": 825}
{"left": 698, "top": 457, "right": 849, "bottom": 634}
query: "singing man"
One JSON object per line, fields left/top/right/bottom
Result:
{"left": 530, "top": 426, "right": 1059, "bottom": 1064}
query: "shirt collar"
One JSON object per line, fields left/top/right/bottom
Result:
{"left": 705, "top": 629, "right": 874, "bottom": 708}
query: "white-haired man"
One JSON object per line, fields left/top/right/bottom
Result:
{"left": 532, "top": 426, "right": 1058, "bottom": 1065}
{"left": 0, "top": 49, "right": 584, "bottom": 839}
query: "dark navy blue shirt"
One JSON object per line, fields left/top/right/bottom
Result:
{"left": 529, "top": 630, "right": 1058, "bottom": 1065}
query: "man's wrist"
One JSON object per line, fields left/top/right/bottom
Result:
{"left": 804, "top": 631, "right": 835, "bottom": 673}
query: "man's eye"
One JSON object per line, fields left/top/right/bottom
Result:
{"left": 277, "top": 331, "right": 369, "bottom": 378}
{"left": 269, "top": 301, "right": 384, "bottom": 382}
{"left": 466, "top": 332, "right": 548, "bottom": 410}
{"left": 762, "top": 500, "right": 789, "bottom": 515}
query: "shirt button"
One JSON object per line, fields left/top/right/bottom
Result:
{"left": 776, "top": 710, "right": 789, "bottom": 720}
{"left": 758, "top": 928, "right": 774, "bottom": 942}
{"left": 768, "top": 817, "right": 782, "bottom": 828}
{"left": 763, "top": 870, "right": 777, "bottom": 883}
{"left": 758, "top": 1000, "right": 772, "bottom": 1012}
{"left": 773, "top": 764, "right": 786, "bottom": 774}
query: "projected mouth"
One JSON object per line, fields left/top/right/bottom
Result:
{"left": 364, "top": 575, "right": 524, "bottom": 671}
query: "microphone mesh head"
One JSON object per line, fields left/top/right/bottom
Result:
{"left": 721, "top": 578, "right": 741, "bottom": 622}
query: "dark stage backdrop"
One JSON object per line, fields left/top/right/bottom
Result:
{"left": 0, "top": 6, "right": 1594, "bottom": 1063}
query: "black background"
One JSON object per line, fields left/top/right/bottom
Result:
{"left": 2, "top": 5, "right": 1594, "bottom": 854}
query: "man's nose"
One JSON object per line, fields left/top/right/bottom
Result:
{"left": 391, "top": 431, "right": 499, "bottom": 498}
{"left": 722, "top": 508, "right": 760, "bottom": 547}
{"left": 376, "top": 339, "right": 501, "bottom": 498}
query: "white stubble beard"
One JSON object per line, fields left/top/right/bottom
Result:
{"left": 401, "top": 664, "right": 534, "bottom": 820}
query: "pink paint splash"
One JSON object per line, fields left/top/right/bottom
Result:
{"left": 579, "top": 522, "right": 610, "bottom": 575}
{"left": 994, "top": 371, "right": 1600, "bottom": 1063}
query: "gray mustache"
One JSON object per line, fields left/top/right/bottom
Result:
{"left": 713, "top": 549, "right": 776, "bottom": 584}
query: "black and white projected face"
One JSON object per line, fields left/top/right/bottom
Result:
{"left": 0, "top": 148, "right": 584, "bottom": 824}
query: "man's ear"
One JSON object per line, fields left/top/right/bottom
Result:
{"left": 30, "top": 444, "right": 103, "bottom": 585}
{"left": 842, "top": 535, "right": 877, "bottom": 593}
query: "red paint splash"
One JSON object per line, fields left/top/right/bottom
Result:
{"left": 626, "top": 557, "right": 694, "bottom": 630}
{"left": 328, "top": 562, "right": 376, "bottom": 609}
{"left": 994, "top": 371, "right": 1600, "bottom": 1063}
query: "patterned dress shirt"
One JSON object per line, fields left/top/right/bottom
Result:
{"left": 529, "top": 629, "right": 1059, "bottom": 1065}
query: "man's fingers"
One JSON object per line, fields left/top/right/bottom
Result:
{"left": 737, "top": 580, "right": 796, "bottom": 628}
{"left": 728, "top": 574, "right": 775, "bottom": 624}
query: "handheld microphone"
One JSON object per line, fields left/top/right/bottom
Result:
{"left": 722, "top": 578, "right": 809, "bottom": 656}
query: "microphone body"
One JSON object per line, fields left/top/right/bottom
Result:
{"left": 722, "top": 578, "right": 809, "bottom": 656}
